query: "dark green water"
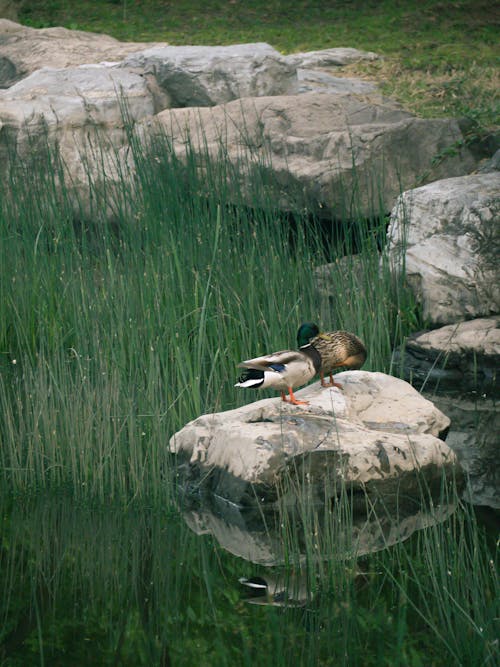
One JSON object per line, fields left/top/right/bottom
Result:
{"left": 1, "top": 485, "right": 498, "bottom": 667}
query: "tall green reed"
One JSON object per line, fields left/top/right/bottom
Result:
{"left": 0, "top": 116, "right": 418, "bottom": 501}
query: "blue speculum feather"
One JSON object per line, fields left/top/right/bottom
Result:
{"left": 269, "top": 363, "right": 286, "bottom": 372}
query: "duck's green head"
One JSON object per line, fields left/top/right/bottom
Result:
{"left": 297, "top": 322, "right": 320, "bottom": 347}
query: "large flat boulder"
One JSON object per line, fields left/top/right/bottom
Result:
{"left": 122, "top": 43, "right": 297, "bottom": 108}
{"left": 0, "top": 63, "right": 154, "bottom": 128}
{"left": 0, "top": 63, "right": 155, "bottom": 216}
{"left": 387, "top": 173, "right": 500, "bottom": 325}
{"left": 284, "top": 47, "right": 380, "bottom": 68}
{"left": 0, "top": 18, "right": 164, "bottom": 87}
{"left": 169, "top": 371, "right": 457, "bottom": 507}
{"left": 284, "top": 48, "right": 381, "bottom": 95}
{"left": 292, "top": 68, "right": 379, "bottom": 95}
{"left": 394, "top": 317, "right": 499, "bottom": 508}
{"left": 149, "top": 92, "right": 478, "bottom": 218}
{"left": 0, "top": 21, "right": 484, "bottom": 224}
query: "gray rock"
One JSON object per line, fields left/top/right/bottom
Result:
{"left": 121, "top": 43, "right": 297, "bottom": 108}
{"left": 169, "top": 371, "right": 457, "bottom": 506}
{"left": 0, "top": 63, "right": 153, "bottom": 125}
{"left": 0, "top": 64, "right": 155, "bottom": 217}
{"left": 285, "top": 47, "right": 380, "bottom": 68}
{"left": 394, "top": 318, "right": 499, "bottom": 508}
{"left": 0, "top": 55, "right": 17, "bottom": 87}
{"left": 395, "top": 317, "right": 500, "bottom": 396}
{"left": 387, "top": 173, "right": 500, "bottom": 325}
{"left": 292, "top": 68, "right": 378, "bottom": 95}
{"left": 148, "top": 92, "right": 478, "bottom": 219}
{"left": 0, "top": 21, "right": 484, "bottom": 226}
{"left": 478, "top": 148, "right": 500, "bottom": 173}
{"left": 410, "top": 317, "right": 500, "bottom": 357}
{"left": 0, "top": 18, "right": 164, "bottom": 87}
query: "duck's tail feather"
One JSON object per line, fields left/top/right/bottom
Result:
{"left": 234, "top": 368, "right": 265, "bottom": 389}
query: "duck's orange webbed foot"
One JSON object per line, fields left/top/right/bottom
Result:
{"left": 281, "top": 389, "right": 309, "bottom": 405}
{"left": 320, "top": 372, "right": 343, "bottom": 389}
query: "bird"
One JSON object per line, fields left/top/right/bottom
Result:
{"left": 297, "top": 322, "right": 367, "bottom": 389}
{"left": 234, "top": 325, "right": 321, "bottom": 405}
{"left": 238, "top": 574, "right": 310, "bottom": 607}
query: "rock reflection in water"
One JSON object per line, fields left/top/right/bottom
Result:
{"left": 428, "top": 394, "right": 499, "bottom": 509}
{"left": 180, "top": 490, "right": 457, "bottom": 606}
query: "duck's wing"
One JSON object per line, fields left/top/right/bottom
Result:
{"left": 312, "top": 330, "right": 367, "bottom": 368}
{"left": 237, "top": 349, "right": 305, "bottom": 372}
{"left": 316, "top": 331, "right": 344, "bottom": 343}
{"left": 331, "top": 331, "right": 366, "bottom": 355}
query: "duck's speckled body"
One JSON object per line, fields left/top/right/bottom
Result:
{"left": 235, "top": 326, "right": 321, "bottom": 405}
{"left": 297, "top": 322, "right": 367, "bottom": 388}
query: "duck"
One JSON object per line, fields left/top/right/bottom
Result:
{"left": 234, "top": 326, "right": 321, "bottom": 405}
{"left": 238, "top": 574, "right": 310, "bottom": 607}
{"left": 297, "top": 322, "right": 367, "bottom": 389}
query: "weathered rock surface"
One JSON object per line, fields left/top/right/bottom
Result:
{"left": 149, "top": 92, "right": 478, "bottom": 218}
{"left": 0, "top": 64, "right": 154, "bottom": 130}
{"left": 0, "top": 39, "right": 297, "bottom": 216}
{"left": 285, "top": 51, "right": 381, "bottom": 94}
{"left": 0, "top": 18, "right": 164, "bottom": 87}
{"left": 387, "top": 172, "right": 500, "bottom": 325}
{"left": 0, "top": 63, "right": 155, "bottom": 215}
{"left": 0, "top": 21, "right": 484, "bottom": 222}
{"left": 292, "top": 68, "right": 379, "bottom": 95}
{"left": 395, "top": 317, "right": 500, "bottom": 396}
{"left": 478, "top": 148, "right": 500, "bottom": 173}
{"left": 122, "top": 43, "right": 297, "bottom": 108}
{"left": 394, "top": 317, "right": 499, "bottom": 508}
{"left": 429, "top": 394, "right": 499, "bottom": 509}
{"left": 284, "top": 47, "right": 380, "bottom": 68}
{"left": 169, "top": 371, "right": 457, "bottom": 506}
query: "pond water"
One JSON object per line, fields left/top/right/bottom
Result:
{"left": 1, "top": 481, "right": 497, "bottom": 666}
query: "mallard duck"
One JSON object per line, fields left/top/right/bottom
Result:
{"left": 238, "top": 574, "right": 310, "bottom": 607}
{"left": 297, "top": 322, "right": 367, "bottom": 389}
{"left": 235, "top": 326, "right": 321, "bottom": 405}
